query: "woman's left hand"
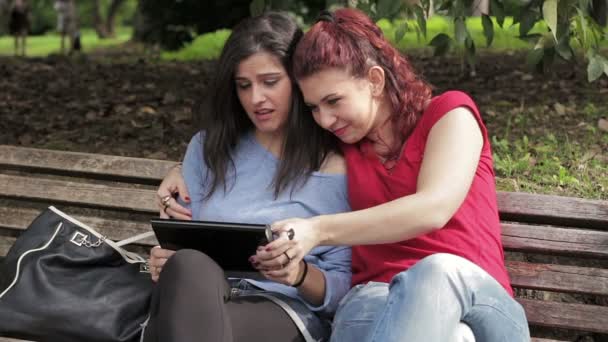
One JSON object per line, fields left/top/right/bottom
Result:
{"left": 257, "top": 258, "right": 305, "bottom": 286}
{"left": 252, "top": 217, "right": 321, "bottom": 281}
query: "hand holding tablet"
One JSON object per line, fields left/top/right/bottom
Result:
{"left": 150, "top": 219, "right": 275, "bottom": 272}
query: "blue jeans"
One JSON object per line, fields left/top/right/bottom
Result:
{"left": 330, "top": 253, "right": 530, "bottom": 342}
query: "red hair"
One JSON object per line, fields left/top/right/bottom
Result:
{"left": 293, "top": 8, "right": 432, "bottom": 142}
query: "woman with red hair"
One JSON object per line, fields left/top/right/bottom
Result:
{"left": 254, "top": 8, "right": 530, "bottom": 342}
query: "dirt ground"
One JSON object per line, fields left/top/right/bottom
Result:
{"left": 1, "top": 51, "right": 606, "bottom": 162}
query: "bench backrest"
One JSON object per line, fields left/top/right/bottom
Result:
{"left": 1, "top": 145, "right": 607, "bottom": 341}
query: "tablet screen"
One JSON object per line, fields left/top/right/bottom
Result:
{"left": 150, "top": 219, "right": 272, "bottom": 272}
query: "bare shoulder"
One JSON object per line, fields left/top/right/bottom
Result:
{"left": 318, "top": 152, "right": 346, "bottom": 175}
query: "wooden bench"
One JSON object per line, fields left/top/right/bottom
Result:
{"left": 0, "top": 145, "right": 607, "bottom": 342}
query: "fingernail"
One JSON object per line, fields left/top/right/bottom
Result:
{"left": 185, "top": 196, "right": 190, "bottom": 202}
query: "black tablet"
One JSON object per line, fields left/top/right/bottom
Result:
{"left": 150, "top": 219, "right": 273, "bottom": 272}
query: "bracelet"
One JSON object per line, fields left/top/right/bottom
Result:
{"left": 293, "top": 261, "right": 308, "bottom": 287}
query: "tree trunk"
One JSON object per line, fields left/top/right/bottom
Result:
{"left": 93, "top": 0, "right": 109, "bottom": 38}
{"left": 132, "top": 0, "right": 146, "bottom": 42}
{"left": 472, "top": 0, "right": 489, "bottom": 15}
{"left": 105, "top": 0, "right": 125, "bottom": 37}
{"left": 0, "top": 0, "right": 9, "bottom": 35}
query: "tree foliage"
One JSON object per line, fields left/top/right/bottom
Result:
{"left": 253, "top": 0, "right": 608, "bottom": 81}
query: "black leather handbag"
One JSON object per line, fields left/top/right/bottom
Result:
{"left": 0, "top": 206, "right": 154, "bottom": 342}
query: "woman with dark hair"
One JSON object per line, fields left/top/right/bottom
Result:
{"left": 8, "top": 0, "right": 29, "bottom": 56}
{"left": 144, "top": 12, "right": 351, "bottom": 342}
{"left": 255, "top": 8, "right": 530, "bottom": 342}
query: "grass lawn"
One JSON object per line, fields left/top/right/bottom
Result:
{"left": 489, "top": 103, "right": 607, "bottom": 200}
{"left": 0, "top": 27, "right": 132, "bottom": 57}
{"left": 161, "top": 16, "right": 557, "bottom": 61}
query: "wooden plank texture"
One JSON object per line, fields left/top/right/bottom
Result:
{"left": 502, "top": 223, "right": 608, "bottom": 259}
{"left": 518, "top": 298, "right": 608, "bottom": 333}
{"left": 507, "top": 260, "right": 608, "bottom": 296}
{"left": 0, "top": 236, "right": 17, "bottom": 257}
{"left": 0, "top": 145, "right": 176, "bottom": 183}
{"left": 0, "top": 207, "right": 157, "bottom": 246}
{"left": 497, "top": 192, "right": 608, "bottom": 230}
{"left": 0, "top": 174, "right": 157, "bottom": 213}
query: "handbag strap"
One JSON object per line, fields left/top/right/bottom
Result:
{"left": 248, "top": 293, "right": 318, "bottom": 342}
{"left": 116, "top": 231, "right": 155, "bottom": 247}
{"left": 49, "top": 206, "right": 152, "bottom": 264}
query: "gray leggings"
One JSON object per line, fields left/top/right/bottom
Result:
{"left": 142, "top": 249, "right": 305, "bottom": 342}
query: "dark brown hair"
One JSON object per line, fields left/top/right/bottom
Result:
{"left": 200, "top": 11, "right": 338, "bottom": 199}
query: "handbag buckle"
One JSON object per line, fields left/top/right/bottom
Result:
{"left": 70, "top": 232, "right": 88, "bottom": 246}
{"left": 70, "top": 232, "right": 105, "bottom": 248}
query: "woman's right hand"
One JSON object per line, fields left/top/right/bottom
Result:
{"left": 149, "top": 246, "right": 176, "bottom": 282}
{"left": 156, "top": 164, "right": 192, "bottom": 220}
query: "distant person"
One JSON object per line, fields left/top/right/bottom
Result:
{"left": 54, "top": 0, "right": 77, "bottom": 54}
{"left": 8, "top": 0, "right": 29, "bottom": 56}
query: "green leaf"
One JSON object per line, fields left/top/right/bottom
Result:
{"left": 519, "top": 10, "right": 538, "bottom": 37}
{"left": 395, "top": 22, "right": 408, "bottom": 43}
{"left": 491, "top": 0, "right": 506, "bottom": 28}
{"left": 438, "top": 0, "right": 453, "bottom": 11}
{"left": 250, "top": 0, "right": 265, "bottom": 16}
{"left": 587, "top": 54, "right": 604, "bottom": 82}
{"left": 454, "top": 17, "right": 467, "bottom": 44}
{"left": 542, "top": 0, "right": 558, "bottom": 42}
{"left": 526, "top": 48, "right": 544, "bottom": 67}
{"left": 511, "top": 9, "right": 521, "bottom": 26}
{"left": 555, "top": 40, "right": 573, "bottom": 60}
{"left": 482, "top": 14, "right": 494, "bottom": 47}
{"left": 357, "top": 2, "right": 374, "bottom": 18}
{"left": 429, "top": 33, "right": 452, "bottom": 56}
{"left": 575, "top": 7, "right": 589, "bottom": 50}
{"left": 578, "top": 0, "right": 591, "bottom": 10}
{"left": 414, "top": 6, "right": 427, "bottom": 38}
{"left": 465, "top": 36, "right": 476, "bottom": 68}
{"left": 377, "top": 0, "right": 402, "bottom": 19}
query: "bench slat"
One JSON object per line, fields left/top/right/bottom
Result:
{"left": 518, "top": 298, "right": 608, "bottom": 334}
{"left": 0, "top": 174, "right": 156, "bottom": 213}
{"left": 0, "top": 145, "right": 175, "bottom": 183}
{"left": 502, "top": 223, "right": 608, "bottom": 259}
{"left": 0, "top": 236, "right": 16, "bottom": 257}
{"left": 0, "top": 336, "right": 568, "bottom": 342}
{"left": 497, "top": 192, "right": 608, "bottom": 230}
{"left": 507, "top": 260, "right": 608, "bottom": 296}
{"left": 0, "top": 207, "right": 157, "bottom": 246}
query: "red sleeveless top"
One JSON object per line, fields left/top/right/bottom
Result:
{"left": 342, "top": 91, "right": 512, "bottom": 295}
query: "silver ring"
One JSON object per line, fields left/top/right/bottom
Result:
{"left": 287, "top": 228, "right": 295, "bottom": 240}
